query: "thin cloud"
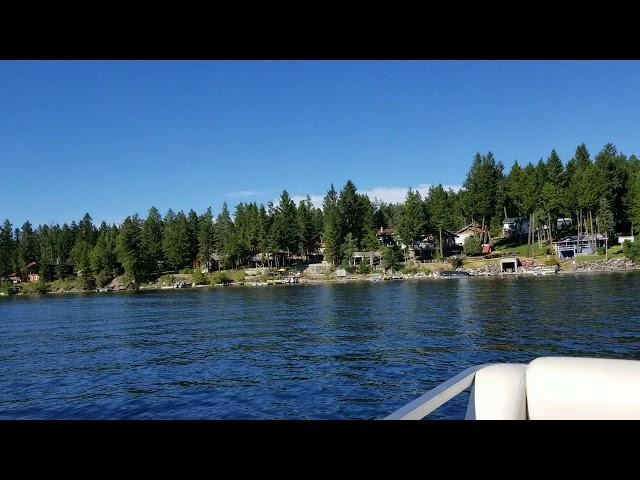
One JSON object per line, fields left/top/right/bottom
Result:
{"left": 289, "top": 184, "right": 463, "bottom": 208}
{"left": 227, "top": 190, "right": 262, "bottom": 198}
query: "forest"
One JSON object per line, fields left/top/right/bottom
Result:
{"left": 2, "top": 143, "right": 640, "bottom": 287}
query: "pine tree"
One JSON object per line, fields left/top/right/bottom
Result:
{"left": 162, "top": 210, "right": 192, "bottom": 270}
{"left": 425, "top": 184, "right": 450, "bottom": 257}
{"left": 0, "top": 220, "right": 15, "bottom": 277}
{"left": 322, "top": 184, "right": 341, "bottom": 265}
{"left": 116, "top": 215, "right": 144, "bottom": 283}
{"left": 197, "top": 207, "right": 215, "bottom": 270}
{"left": 396, "top": 188, "right": 427, "bottom": 262}
{"left": 141, "top": 207, "right": 164, "bottom": 274}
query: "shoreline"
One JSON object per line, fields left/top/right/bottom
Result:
{"left": 3, "top": 264, "right": 639, "bottom": 297}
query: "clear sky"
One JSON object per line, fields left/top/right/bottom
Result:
{"left": 2, "top": 60, "right": 640, "bottom": 227}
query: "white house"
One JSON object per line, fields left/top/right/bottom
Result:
{"left": 455, "top": 223, "right": 485, "bottom": 246}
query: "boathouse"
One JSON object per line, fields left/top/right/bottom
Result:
{"left": 500, "top": 257, "right": 519, "bottom": 273}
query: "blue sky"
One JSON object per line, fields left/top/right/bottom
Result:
{"left": 2, "top": 60, "right": 640, "bottom": 227}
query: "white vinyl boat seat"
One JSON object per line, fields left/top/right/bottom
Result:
{"left": 386, "top": 356, "right": 640, "bottom": 420}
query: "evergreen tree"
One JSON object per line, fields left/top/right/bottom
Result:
{"left": 70, "top": 239, "right": 92, "bottom": 275}
{"left": 215, "top": 203, "right": 236, "bottom": 269}
{"left": 396, "top": 188, "right": 427, "bottom": 261}
{"left": 598, "top": 197, "right": 614, "bottom": 240}
{"left": 425, "top": 184, "right": 451, "bottom": 257}
{"left": 141, "top": 207, "right": 164, "bottom": 273}
{"left": 187, "top": 209, "right": 200, "bottom": 264}
{"left": 197, "top": 207, "right": 215, "bottom": 269}
{"left": 162, "top": 210, "right": 192, "bottom": 270}
{"left": 78, "top": 213, "right": 97, "bottom": 246}
{"left": 322, "top": 184, "right": 341, "bottom": 265}
{"left": 17, "top": 221, "right": 38, "bottom": 273}
{"left": 116, "top": 214, "right": 144, "bottom": 283}
{"left": 0, "top": 220, "right": 15, "bottom": 277}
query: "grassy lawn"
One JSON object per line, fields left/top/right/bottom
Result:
{"left": 463, "top": 258, "right": 495, "bottom": 269}
{"left": 574, "top": 244, "right": 625, "bottom": 262}
{"left": 492, "top": 238, "right": 552, "bottom": 258}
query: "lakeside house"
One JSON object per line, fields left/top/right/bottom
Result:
{"left": 26, "top": 262, "right": 40, "bottom": 283}
{"left": 552, "top": 234, "right": 607, "bottom": 259}
{"left": 617, "top": 233, "right": 635, "bottom": 244}
{"left": 8, "top": 272, "right": 21, "bottom": 284}
{"left": 455, "top": 222, "right": 486, "bottom": 246}
{"left": 351, "top": 250, "right": 382, "bottom": 268}
{"left": 376, "top": 227, "right": 402, "bottom": 248}
{"left": 502, "top": 217, "right": 530, "bottom": 238}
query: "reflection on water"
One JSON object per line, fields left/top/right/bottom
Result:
{"left": 1, "top": 272, "right": 639, "bottom": 419}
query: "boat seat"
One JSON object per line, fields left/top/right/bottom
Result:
{"left": 469, "top": 357, "right": 640, "bottom": 420}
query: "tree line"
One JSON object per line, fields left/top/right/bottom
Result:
{"left": 2, "top": 143, "right": 640, "bottom": 286}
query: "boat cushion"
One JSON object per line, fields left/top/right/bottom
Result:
{"left": 471, "top": 364, "right": 528, "bottom": 420}
{"left": 526, "top": 357, "right": 640, "bottom": 419}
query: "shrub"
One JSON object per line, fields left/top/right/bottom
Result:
{"left": 210, "top": 271, "right": 232, "bottom": 285}
{"left": 624, "top": 240, "right": 640, "bottom": 262}
{"left": 401, "top": 265, "right": 420, "bottom": 274}
{"left": 0, "top": 281, "right": 18, "bottom": 295}
{"left": 596, "top": 247, "right": 605, "bottom": 256}
{"left": 75, "top": 276, "right": 96, "bottom": 290}
{"left": 463, "top": 235, "right": 482, "bottom": 256}
{"left": 179, "top": 268, "right": 192, "bottom": 274}
{"left": 158, "top": 274, "right": 176, "bottom": 286}
{"left": 192, "top": 270, "right": 208, "bottom": 285}
{"left": 448, "top": 256, "right": 463, "bottom": 269}
{"left": 382, "top": 245, "right": 404, "bottom": 271}
{"left": 356, "top": 263, "right": 372, "bottom": 274}
{"left": 20, "top": 280, "right": 51, "bottom": 294}
{"left": 94, "top": 272, "right": 112, "bottom": 288}
{"left": 544, "top": 258, "right": 558, "bottom": 266}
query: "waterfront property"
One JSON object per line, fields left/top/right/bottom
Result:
{"left": 502, "top": 217, "right": 530, "bottom": 238}
{"left": 376, "top": 227, "right": 401, "bottom": 248}
{"left": 455, "top": 223, "right": 486, "bottom": 246}
{"left": 500, "top": 257, "right": 519, "bottom": 273}
{"left": 553, "top": 234, "right": 607, "bottom": 259}
{"left": 26, "top": 262, "right": 40, "bottom": 283}
{"left": 351, "top": 251, "right": 382, "bottom": 268}
{"left": 617, "top": 234, "right": 635, "bottom": 244}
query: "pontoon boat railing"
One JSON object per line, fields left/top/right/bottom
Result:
{"left": 384, "top": 364, "right": 492, "bottom": 420}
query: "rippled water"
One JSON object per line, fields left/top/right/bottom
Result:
{"left": 1, "top": 272, "right": 640, "bottom": 419}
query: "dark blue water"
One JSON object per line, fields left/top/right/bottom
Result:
{"left": 1, "top": 272, "right": 640, "bottom": 419}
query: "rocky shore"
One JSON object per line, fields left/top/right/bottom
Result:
{"left": 567, "top": 258, "right": 637, "bottom": 273}
{"left": 4, "top": 258, "right": 638, "bottom": 297}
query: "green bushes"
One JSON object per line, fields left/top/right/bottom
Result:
{"left": 448, "top": 256, "right": 463, "bottom": 269}
{"left": 463, "top": 236, "right": 482, "bottom": 256}
{"left": 209, "top": 271, "right": 232, "bottom": 285}
{"left": 356, "top": 263, "right": 372, "bottom": 274}
{"left": 400, "top": 265, "right": 420, "bottom": 274}
{"left": 623, "top": 240, "right": 640, "bottom": 262}
{"left": 179, "top": 268, "right": 192, "bottom": 274}
{"left": 544, "top": 258, "right": 558, "bottom": 266}
{"left": 192, "top": 269, "right": 208, "bottom": 285}
{"left": 596, "top": 247, "right": 605, "bottom": 255}
{"left": 0, "top": 281, "right": 18, "bottom": 295}
{"left": 93, "top": 272, "right": 112, "bottom": 288}
{"left": 20, "top": 280, "right": 51, "bottom": 294}
{"left": 158, "top": 274, "right": 176, "bottom": 286}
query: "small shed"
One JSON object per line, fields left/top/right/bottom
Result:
{"left": 500, "top": 257, "right": 519, "bottom": 273}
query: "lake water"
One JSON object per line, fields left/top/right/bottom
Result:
{"left": 1, "top": 272, "right": 640, "bottom": 419}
